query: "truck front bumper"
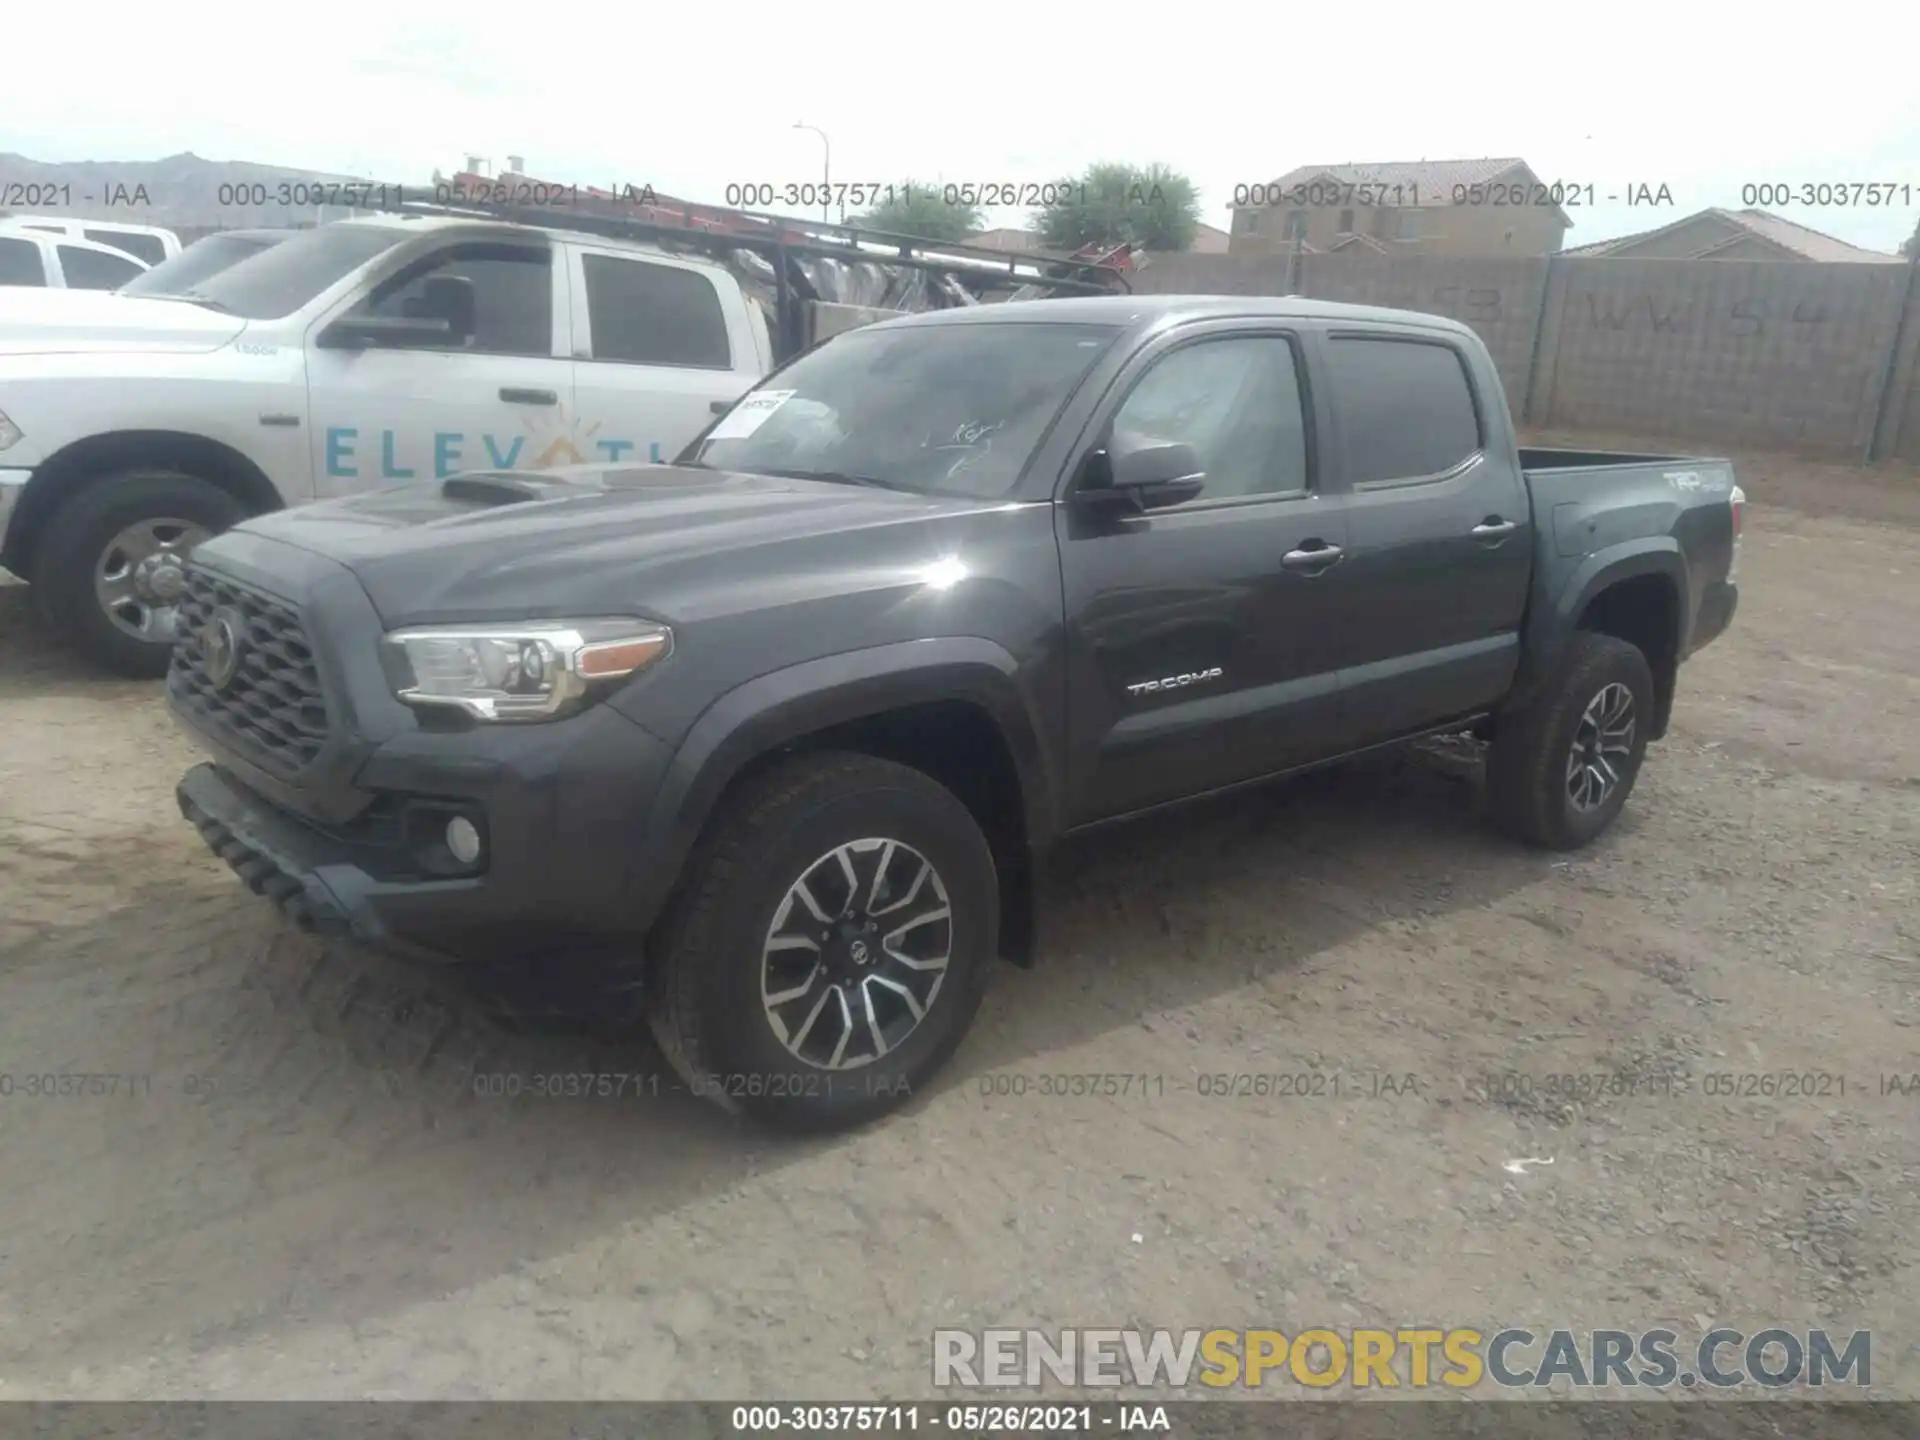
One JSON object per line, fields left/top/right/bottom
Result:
{"left": 176, "top": 697, "right": 677, "bottom": 966}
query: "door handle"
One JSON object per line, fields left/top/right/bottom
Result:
{"left": 1281, "top": 541, "right": 1344, "bottom": 574}
{"left": 711, "top": 399, "right": 734, "bottom": 414}
{"left": 499, "top": 387, "right": 558, "bottom": 405}
{"left": 1472, "top": 518, "right": 1517, "bottom": 539}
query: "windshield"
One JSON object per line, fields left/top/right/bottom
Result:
{"left": 119, "top": 233, "right": 281, "bottom": 297}
{"left": 182, "top": 224, "right": 410, "bottom": 319}
{"left": 687, "top": 321, "right": 1121, "bottom": 498}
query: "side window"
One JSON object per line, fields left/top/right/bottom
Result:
{"left": 582, "top": 254, "right": 731, "bottom": 368}
{"left": 1326, "top": 336, "right": 1480, "bottom": 483}
{"left": 87, "top": 228, "right": 166, "bottom": 265}
{"left": 1109, "top": 336, "right": 1309, "bottom": 503}
{"left": 353, "top": 242, "right": 552, "bottom": 357}
{"left": 58, "top": 245, "right": 142, "bottom": 290}
{"left": 0, "top": 237, "right": 47, "bottom": 287}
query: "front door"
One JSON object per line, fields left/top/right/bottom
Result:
{"left": 1056, "top": 325, "right": 1353, "bottom": 825}
{"left": 304, "top": 237, "right": 577, "bottom": 496}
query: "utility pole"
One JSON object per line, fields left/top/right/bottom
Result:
{"left": 793, "top": 122, "right": 831, "bottom": 221}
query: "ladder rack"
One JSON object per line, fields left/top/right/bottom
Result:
{"left": 368, "top": 173, "right": 1137, "bottom": 359}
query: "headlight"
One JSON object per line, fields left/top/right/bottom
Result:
{"left": 383, "top": 619, "right": 672, "bottom": 722}
{"left": 0, "top": 408, "right": 22, "bottom": 453}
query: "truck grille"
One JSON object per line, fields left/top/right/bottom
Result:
{"left": 168, "top": 567, "right": 331, "bottom": 778}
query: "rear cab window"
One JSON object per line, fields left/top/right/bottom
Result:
{"left": 1324, "top": 333, "right": 1482, "bottom": 483}
{"left": 57, "top": 245, "right": 143, "bottom": 291}
{"left": 85, "top": 229, "right": 167, "bottom": 265}
{"left": 0, "top": 235, "right": 48, "bottom": 287}
{"left": 579, "top": 252, "right": 732, "bottom": 369}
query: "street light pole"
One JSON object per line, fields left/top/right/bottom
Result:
{"left": 793, "top": 121, "right": 831, "bottom": 221}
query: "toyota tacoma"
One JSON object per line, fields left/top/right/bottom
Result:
{"left": 167, "top": 295, "right": 1743, "bottom": 1131}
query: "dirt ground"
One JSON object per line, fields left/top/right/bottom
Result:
{"left": 0, "top": 435, "right": 1916, "bottom": 1402}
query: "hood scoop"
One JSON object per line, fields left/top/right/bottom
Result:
{"left": 440, "top": 472, "right": 588, "bottom": 507}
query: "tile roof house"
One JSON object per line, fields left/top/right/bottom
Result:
{"left": 1228, "top": 157, "right": 1573, "bottom": 258}
{"left": 1562, "top": 207, "right": 1903, "bottom": 262}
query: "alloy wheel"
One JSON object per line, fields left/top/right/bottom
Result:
{"left": 1566, "top": 681, "right": 1636, "bottom": 812}
{"left": 759, "top": 837, "right": 953, "bottom": 1071}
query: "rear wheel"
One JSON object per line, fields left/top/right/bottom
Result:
{"left": 1486, "top": 631, "right": 1654, "bottom": 850}
{"left": 32, "top": 468, "right": 245, "bottom": 678}
{"left": 647, "top": 752, "right": 999, "bottom": 1132}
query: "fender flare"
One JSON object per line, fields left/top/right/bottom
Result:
{"left": 1, "top": 428, "right": 281, "bottom": 575}
{"left": 1513, "top": 538, "right": 1688, "bottom": 707}
{"left": 627, "top": 637, "right": 1059, "bottom": 917}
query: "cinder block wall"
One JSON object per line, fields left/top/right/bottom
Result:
{"left": 1297, "top": 254, "right": 1549, "bottom": 404}
{"left": 1536, "top": 259, "right": 1909, "bottom": 456}
{"left": 1127, "top": 251, "right": 1920, "bottom": 461}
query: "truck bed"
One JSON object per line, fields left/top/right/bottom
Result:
{"left": 1515, "top": 445, "right": 1740, "bottom": 687}
{"left": 1520, "top": 446, "right": 1736, "bottom": 556}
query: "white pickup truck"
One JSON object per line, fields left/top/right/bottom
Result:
{"left": 0, "top": 216, "right": 782, "bottom": 674}
{"left": 0, "top": 205, "right": 1125, "bottom": 674}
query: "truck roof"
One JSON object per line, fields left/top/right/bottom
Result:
{"left": 863, "top": 292, "right": 1480, "bottom": 339}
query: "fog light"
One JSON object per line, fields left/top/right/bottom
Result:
{"left": 445, "top": 816, "right": 483, "bottom": 865}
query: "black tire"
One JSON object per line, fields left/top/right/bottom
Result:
{"left": 1486, "top": 631, "right": 1654, "bottom": 851}
{"left": 647, "top": 751, "right": 999, "bottom": 1133}
{"left": 31, "top": 468, "right": 246, "bottom": 678}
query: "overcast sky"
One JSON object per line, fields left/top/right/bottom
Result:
{"left": 8, "top": 0, "right": 1917, "bottom": 253}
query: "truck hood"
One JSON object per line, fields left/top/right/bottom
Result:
{"left": 0, "top": 288, "right": 249, "bottom": 355}
{"left": 231, "top": 464, "right": 1005, "bottom": 624}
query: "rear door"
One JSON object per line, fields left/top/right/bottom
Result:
{"left": 1056, "top": 320, "right": 1353, "bottom": 824}
{"left": 1321, "top": 329, "right": 1533, "bottom": 745}
{"left": 304, "top": 236, "right": 576, "bottom": 496}
{"left": 563, "top": 244, "right": 762, "bottom": 465}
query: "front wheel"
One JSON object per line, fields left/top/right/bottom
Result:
{"left": 647, "top": 753, "right": 999, "bottom": 1132}
{"left": 1486, "top": 632, "right": 1654, "bottom": 850}
{"left": 32, "top": 468, "right": 246, "bottom": 678}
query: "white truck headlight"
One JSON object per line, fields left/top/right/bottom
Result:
{"left": 0, "top": 408, "right": 22, "bottom": 453}
{"left": 383, "top": 619, "right": 672, "bottom": 722}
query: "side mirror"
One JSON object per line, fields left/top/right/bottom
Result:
{"left": 1075, "top": 432, "right": 1206, "bottom": 512}
{"left": 416, "top": 274, "right": 477, "bottom": 339}
{"left": 316, "top": 314, "right": 457, "bottom": 350}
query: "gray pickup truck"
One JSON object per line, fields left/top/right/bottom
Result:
{"left": 167, "top": 295, "right": 1742, "bottom": 1131}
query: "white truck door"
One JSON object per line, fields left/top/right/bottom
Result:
{"left": 562, "top": 243, "right": 761, "bottom": 466}
{"left": 303, "top": 235, "right": 576, "bottom": 496}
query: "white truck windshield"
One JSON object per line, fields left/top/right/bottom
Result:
{"left": 122, "top": 233, "right": 282, "bottom": 298}
{"left": 182, "top": 225, "right": 410, "bottom": 319}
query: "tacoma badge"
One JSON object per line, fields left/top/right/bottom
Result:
{"left": 1126, "top": 666, "right": 1223, "bottom": 697}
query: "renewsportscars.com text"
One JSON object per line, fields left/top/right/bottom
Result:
{"left": 932, "top": 1326, "right": 1871, "bottom": 1390}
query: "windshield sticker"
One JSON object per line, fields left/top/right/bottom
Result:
{"left": 708, "top": 390, "right": 796, "bottom": 440}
